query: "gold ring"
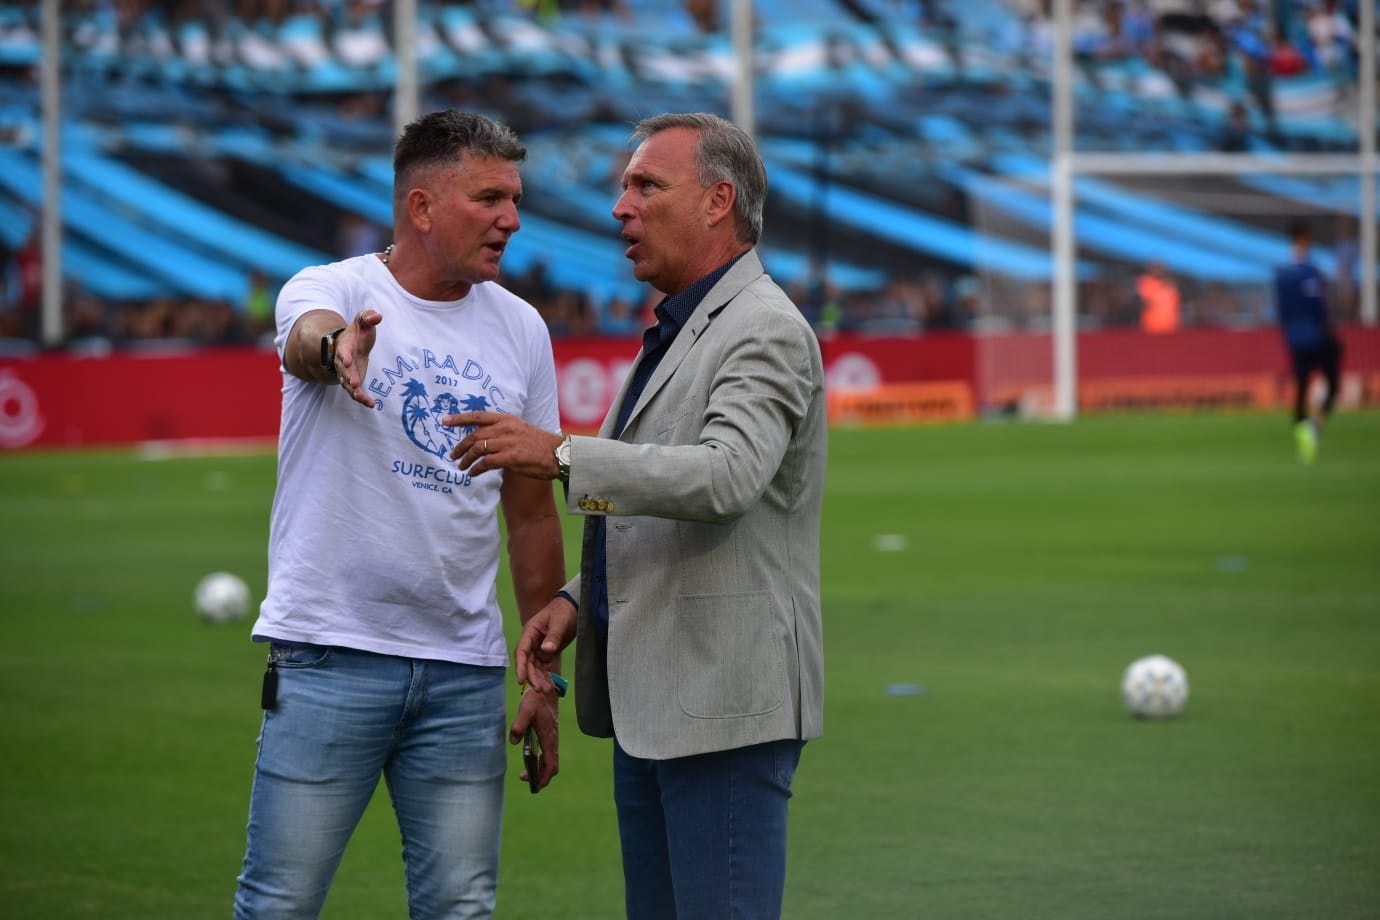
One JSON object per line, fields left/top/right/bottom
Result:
{"left": 483, "top": 439, "right": 489, "bottom": 453}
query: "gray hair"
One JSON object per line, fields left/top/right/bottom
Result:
{"left": 631, "top": 113, "right": 766, "bottom": 245}
{"left": 393, "top": 110, "right": 526, "bottom": 204}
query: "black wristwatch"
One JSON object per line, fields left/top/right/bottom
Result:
{"left": 320, "top": 327, "right": 346, "bottom": 372}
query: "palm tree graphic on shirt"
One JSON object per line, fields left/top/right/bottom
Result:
{"left": 400, "top": 378, "right": 490, "bottom": 457}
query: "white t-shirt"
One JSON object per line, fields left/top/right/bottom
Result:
{"left": 251, "top": 254, "right": 561, "bottom": 666}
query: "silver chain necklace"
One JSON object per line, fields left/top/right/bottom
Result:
{"left": 381, "top": 244, "right": 394, "bottom": 264}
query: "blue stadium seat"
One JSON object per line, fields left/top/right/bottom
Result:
{"left": 767, "top": 162, "right": 1066, "bottom": 280}
{"left": 945, "top": 162, "right": 1268, "bottom": 282}
{"left": 990, "top": 151, "right": 1334, "bottom": 275}
{"left": 61, "top": 152, "right": 332, "bottom": 280}
{"left": 0, "top": 147, "right": 249, "bottom": 302}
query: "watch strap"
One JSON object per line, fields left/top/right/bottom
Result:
{"left": 321, "top": 327, "right": 346, "bottom": 371}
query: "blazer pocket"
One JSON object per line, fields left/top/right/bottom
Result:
{"left": 676, "top": 591, "right": 786, "bottom": 719}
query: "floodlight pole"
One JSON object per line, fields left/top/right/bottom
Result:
{"left": 1050, "top": 0, "right": 1077, "bottom": 420}
{"left": 394, "top": 0, "right": 419, "bottom": 140}
{"left": 730, "top": 0, "right": 755, "bottom": 141}
{"left": 40, "top": 0, "right": 62, "bottom": 347}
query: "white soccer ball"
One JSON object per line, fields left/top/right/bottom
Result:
{"left": 194, "top": 572, "right": 252, "bottom": 624}
{"left": 1120, "top": 654, "right": 1189, "bottom": 719}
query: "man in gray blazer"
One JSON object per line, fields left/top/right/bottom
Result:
{"left": 446, "top": 112, "right": 826, "bottom": 920}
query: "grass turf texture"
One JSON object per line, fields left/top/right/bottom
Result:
{"left": 1, "top": 411, "right": 1377, "bottom": 919}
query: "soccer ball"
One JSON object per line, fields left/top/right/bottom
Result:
{"left": 1120, "top": 654, "right": 1189, "bottom": 719}
{"left": 194, "top": 572, "right": 252, "bottom": 624}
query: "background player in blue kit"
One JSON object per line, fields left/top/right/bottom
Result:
{"left": 1274, "top": 220, "right": 1343, "bottom": 463}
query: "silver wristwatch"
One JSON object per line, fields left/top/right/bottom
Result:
{"left": 554, "top": 436, "right": 571, "bottom": 483}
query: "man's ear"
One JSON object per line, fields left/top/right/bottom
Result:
{"left": 407, "top": 186, "right": 432, "bottom": 233}
{"left": 704, "top": 180, "right": 736, "bottom": 229}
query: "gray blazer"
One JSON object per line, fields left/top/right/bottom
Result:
{"left": 561, "top": 250, "right": 827, "bottom": 760}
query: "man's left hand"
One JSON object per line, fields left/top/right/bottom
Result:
{"left": 509, "top": 682, "right": 560, "bottom": 792}
{"left": 444, "top": 410, "right": 563, "bottom": 479}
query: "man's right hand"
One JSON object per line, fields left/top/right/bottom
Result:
{"left": 335, "top": 310, "right": 382, "bottom": 408}
{"left": 515, "top": 595, "right": 578, "bottom": 692}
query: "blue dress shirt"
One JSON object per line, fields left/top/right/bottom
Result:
{"left": 589, "top": 256, "right": 741, "bottom": 642}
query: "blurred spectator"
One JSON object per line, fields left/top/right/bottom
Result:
{"left": 244, "top": 269, "right": 277, "bottom": 344}
{"left": 1218, "top": 99, "right": 1253, "bottom": 151}
{"left": 1120, "top": 0, "right": 1156, "bottom": 53}
{"left": 337, "top": 212, "right": 384, "bottom": 258}
{"left": 1137, "top": 260, "right": 1181, "bottom": 333}
{"left": 859, "top": 277, "right": 923, "bottom": 333}
{"left": 567, "top": 0, "right": 631, "bottom": 21}
{"left": 684, "top": 0, "right": 719, "bottom": 33}
{"left": 536, "top": 287, "right": 596, "bottom": 337}
{"left": 64, "top": 286, "right": 111, "bottom": 347}
{"left": 789, "top": 259, "right": 834, "bottom": 329}
{"left": 521, "top": 0, "right": 631, "bottom": 23}
{"left": 516, "top": 0, "right": 561, "bottom": 24}
{"left": 5, "top": 226, "right": 35, "bottom": 305}
{"left": 1267, "top": 30, "right": 1309, "bottom": 76}
{"left": 1076, "top": 1, "right": 1137, "bottom": 63}
{"left": 1151, "top": 6, "right": 1227, "bottom": 96}
{"left": 1305, "top": 0, "right": 1357, "bottom": 74}
{"left": 10, "top": 228, "right": 42, "bottom": 341}
{"left": 114, "top": 296, "right": 179, "bottom": 342}
{"left": 1225, "top": 1, "right": 1278, "bottom": 136}
{"left": 599, "top": 294, "right": 641, "bottom": 336}
{"left": 937, "top": 274, "right": 985, "bottom": 330}
{"left": 0, "top": 235, "right": 17, "bottom": 340}
{"left": 510, "top": 259, "right": 558, "bottom": 308}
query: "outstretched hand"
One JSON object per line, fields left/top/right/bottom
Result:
{"left": 336, "top": 310, "right": 383, "bottom": 408}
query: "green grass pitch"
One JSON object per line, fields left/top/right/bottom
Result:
{"left": 1, "top": 411, "right": 1377, "bottom": 919}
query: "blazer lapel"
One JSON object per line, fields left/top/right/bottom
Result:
{"left": 617, "top": 250, "right": 765, "bottom": 437}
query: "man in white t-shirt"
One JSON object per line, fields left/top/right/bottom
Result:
{"left": 233, "top": 110, "right": 568, "bottom": 920}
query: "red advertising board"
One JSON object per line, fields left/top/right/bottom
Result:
{"left": 2, "top": 326, "right": 1377, "bottom": 450}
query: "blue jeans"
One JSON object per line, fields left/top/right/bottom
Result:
{"left": 233, "top": 644, "right": 508, "bottom": 920}
{"left": 614, "top": 738, "right": 805, "bottom": 920}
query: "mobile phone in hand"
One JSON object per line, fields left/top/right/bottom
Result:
{"left": 522, "top": 726, "right": 540, "bottom": 794}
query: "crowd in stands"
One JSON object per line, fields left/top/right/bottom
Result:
{"left": 0, "top": 0, "right": 1369, "bottom": 352}
{"left": 0, "top": 222, "right": 609, "bottom": 352}
{"left": 49, "top": 0, "right": 695, "bottom": 34}
{"left": 1006, "top": 0, "right": 1363, "bottom": 146}
{"left": 7, "top": 213, "right": 1363, "bottom": 356}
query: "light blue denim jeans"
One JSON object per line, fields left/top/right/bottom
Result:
{"left": 233, "top": 643, "right": 507, "bottom": 920}
{"left": 614, "top": 738, "right": 805, "bottom": 920}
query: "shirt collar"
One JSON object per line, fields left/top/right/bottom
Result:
{"left": 654, "top": 253, "right": 745, "bottom": 332}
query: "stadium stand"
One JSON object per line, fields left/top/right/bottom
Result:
{"left": 0, "top": 146, "right": 249, "bottom": 302}
{"left": 0, "top": 0, "right": 1367, "bottom": 341}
